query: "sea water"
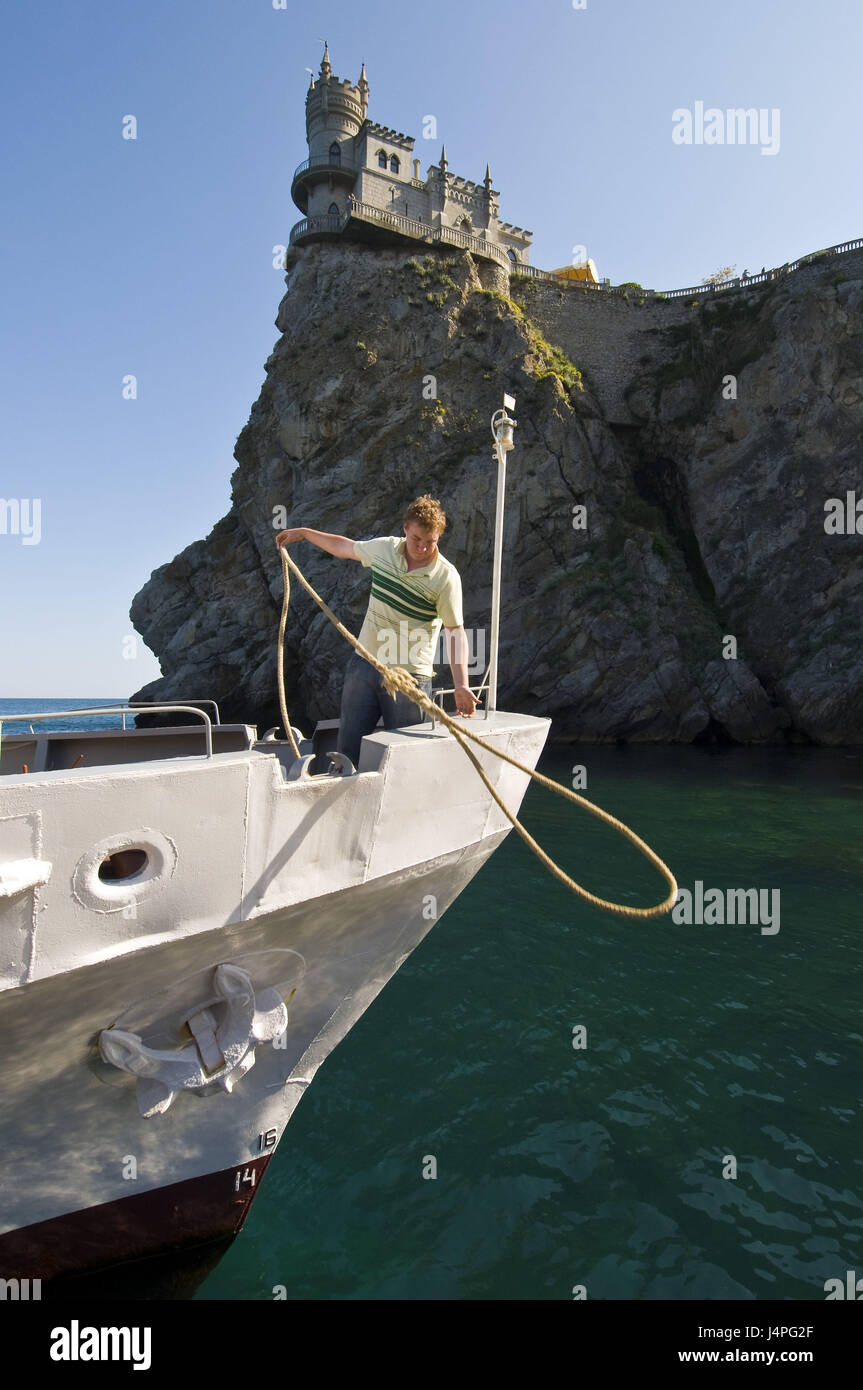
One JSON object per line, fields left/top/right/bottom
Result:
{"left": 0, "top": 698, "right": 128, "bottom": 734}
{"left": 197, "top": 741, "right": 863, "bottom": 1301}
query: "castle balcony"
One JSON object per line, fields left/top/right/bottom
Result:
{"left": 291, "top": 152, "right": 358, "bottom": 214}
{"left": 289, "top": 211, "right": 348, "bottom": 246}
{"left": 288, "top": 200, "right": 515, "bottom": 270}
{"left": 438, "top": 222, "right": 511, "bottom": 268}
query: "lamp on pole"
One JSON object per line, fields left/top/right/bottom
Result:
{"left": 487, "top": 392, "right": 517, "bottom": 714}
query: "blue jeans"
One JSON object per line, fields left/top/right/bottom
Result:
{"left": 337, "top": 651, "right": 432, "bottom": 769}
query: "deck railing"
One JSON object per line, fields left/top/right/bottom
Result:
{"left": 124, "top": 699, "right": 222, "bottom": 728}
{"left": 0, "top": 705, "right": 215, "bottom": 761}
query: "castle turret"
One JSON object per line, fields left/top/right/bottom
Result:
{"left": 291, "top": 45, "right": 366, "bottom": 217}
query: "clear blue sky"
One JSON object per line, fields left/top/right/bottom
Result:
{"left": 1, "top": 0, "right": 860, "bottom": 697}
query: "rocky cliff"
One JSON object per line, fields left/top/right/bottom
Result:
{"left": 129, "top": 240, "right": 863, "bottom": 743}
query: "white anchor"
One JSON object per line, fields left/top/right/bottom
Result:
{"left": 99, "top": 963, "right": 290, "bottom": 1118}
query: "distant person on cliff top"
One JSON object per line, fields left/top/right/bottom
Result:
{"left": 275, "top": 494, "right": 479, "bottom": 768}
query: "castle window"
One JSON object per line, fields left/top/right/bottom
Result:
{"left": 389, "top": 155, "right": 400, "bottom": 174}
{"left": 328, "top": 202, "right": 339, "bottom": 216}
{"left": 377, "top": 149, "right": 388, "bottom": 169}
{"left": 329, "top": 142, "right": 341, "bottom": 166}
{"left": 507, "top": 249, "right": 518, "bottom": 263}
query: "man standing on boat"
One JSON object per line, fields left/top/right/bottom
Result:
{"left": 275, "top": 495, "right": 479, "bottom": 768}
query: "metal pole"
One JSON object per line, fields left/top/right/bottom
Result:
{"left": 488, "top": 393, "right": 516, "bottom": 715}
{"left": 488, "top": 442, "right": 506, "bottom": 714}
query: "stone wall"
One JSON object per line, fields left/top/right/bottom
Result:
{"left": 509, "top": 245, "right": 863, "bottom": 425}
{"left": 509, "top": 282, "right": 689, "bottom": 424}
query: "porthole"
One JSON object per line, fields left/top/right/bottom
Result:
{"left": 98, "top": 848, "right": 149, "bottom": 882}
{"left": 72, "top": 827, "right": 178, "bottom": 914}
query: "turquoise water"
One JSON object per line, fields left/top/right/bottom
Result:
{"left": 190, "top": 741, "right": 863, "bottom": 1301}
{"left": 7, "top": 702, "right": 861, "bottom": 1299}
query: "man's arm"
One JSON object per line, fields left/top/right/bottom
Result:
{"left": 444, "top": 626, "right": 480, "bottom": 717}
{"left": 275, "top": 527, "right": 358, "bottom": 560}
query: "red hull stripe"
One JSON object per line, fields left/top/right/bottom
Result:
{"left": 0, "top": 1155, "right": 272, "bottom": 1282}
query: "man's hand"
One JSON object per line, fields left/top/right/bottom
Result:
{"left": 444, "top": 627, "right": 479, "bottom": 716}
{"left": 275, "top": 528, "right": 305, "bottom": 548}
{"left": 454, "top": 685, "right": 479, "bottom": 717}
{"left": 276, "top": 528, "right": 357, "bottom": 559}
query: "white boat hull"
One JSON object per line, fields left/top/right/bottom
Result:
{"left": 0, "top": 712, "right": 548, "bottom": 1283}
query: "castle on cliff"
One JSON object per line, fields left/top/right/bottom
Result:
{"left": 287, "top": 45, "right": 858, "bottom": 303}
{"left": 288, "top": 45, "right": 534, "bottom": 273}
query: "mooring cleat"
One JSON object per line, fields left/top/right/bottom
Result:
{"left": 285, "top": 753, "right": 316, "bottom": 781}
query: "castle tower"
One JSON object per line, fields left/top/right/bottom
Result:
{"left": 291, "top": 45, "right": 366, "bottom": 218}
{"left": 287, "top": 50, "right": 531, "bottom": 268}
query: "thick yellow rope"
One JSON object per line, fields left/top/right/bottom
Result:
{"left": 277, "top": 546, "right": 678, "bottom": 919}
{"left": 276, "top": 551, "right": 301, "bottom": 761}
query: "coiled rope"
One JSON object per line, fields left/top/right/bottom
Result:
{"left": 277, "top": 546, "right": 677, "bottom": 919}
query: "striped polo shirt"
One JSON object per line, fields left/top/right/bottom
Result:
{"left": 352, "top": 536, "right": 464, "bottom": 677}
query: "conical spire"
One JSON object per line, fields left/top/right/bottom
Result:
{"left": 439, "top": 144, "right": 448, "bottom": 173}
{"left": 358, "top": 60, "right": 369, "bottom": 115}
{"left": 484, "top": 162, "right": 492, "bottom": 187}
{"left": 320, "top": 40, "right": 331, "bottom": 79}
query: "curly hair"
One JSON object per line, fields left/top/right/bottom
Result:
{"left": 403, "top": 494, "right": 447, "bottom": 535}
